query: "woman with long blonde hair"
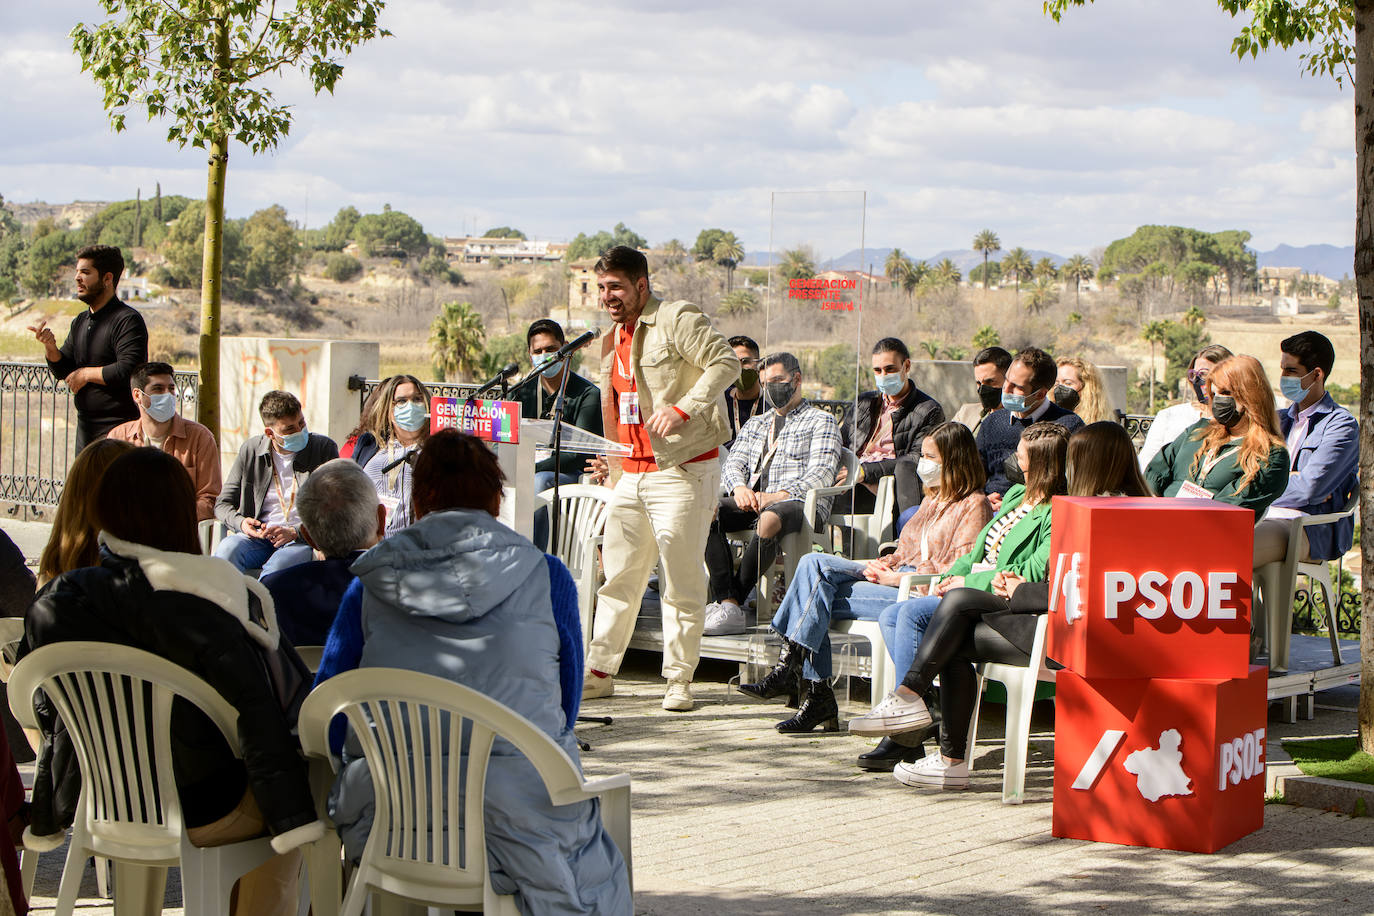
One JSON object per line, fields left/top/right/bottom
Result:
{"left": 1053, "top": 356, "right": 1114, "bottom": 424}
{"left": 37, "top": 438, "right": 138, "bottom": 585}
{"left": 1145, "top": 355, "right": 1289, "bottom": 516}
{"left": 353, "top": 374, "right": 432, "bottom": 534}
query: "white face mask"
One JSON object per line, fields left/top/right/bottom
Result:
{"left": 916, "top": 456, "right": 941, "bottom": 489}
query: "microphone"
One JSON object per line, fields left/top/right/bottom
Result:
{"left": 553, "top": 328, "right": 599, "bottom": 360}
{"left": 473, "top": 362, "right": 519, "bottom": 396}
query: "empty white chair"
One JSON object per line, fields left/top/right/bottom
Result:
{"left": 298, "top": 668, "right": 632, "bottom": 916}
{"left": 966, "top": 613, "right": 1055, "bottom": 805}
{"left": 537, "top": 483, "right": 612, "bottom": 653}
{"left": 8, "top": 642, "right": 315, "bottom": 916}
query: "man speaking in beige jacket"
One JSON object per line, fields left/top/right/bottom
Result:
{"left": 583, "top": 246, "right": 739, "bottom": 711}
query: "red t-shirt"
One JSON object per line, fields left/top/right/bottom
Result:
{"left": 611, "top": 322, "right": 717, "bottom": 473}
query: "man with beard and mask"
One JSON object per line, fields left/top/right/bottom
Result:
{"left": 723, "top": 335, "right": 765, "bottom": 449}
{"left": 702, "top": 352, "right": 842, "bottom": 637}
{"left": 30, "top": 245, "right": 148, "bottom": 453}
{"left": 583, "top": 246, "right": 738, "bottom": 712}
{"left": 976, "top": 346, "right": 1084, "bottom": 506}
{"left": 108, "top": 362, "right": 222, "bottom": 520}
{"left": 951, "top": 346, "right": 1011, "bottom": 436}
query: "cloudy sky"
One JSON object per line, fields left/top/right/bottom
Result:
{"left": 0, "top": 0, "right": 1355, "bottom": 258}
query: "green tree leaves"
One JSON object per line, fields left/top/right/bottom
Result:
{"left": 565, "top": 223, "right": 648, "bottom": 261}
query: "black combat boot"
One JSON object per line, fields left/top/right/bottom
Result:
{"left": 776, "top": 679, "right": 839, "bottom": 734}
{"left": 738, "top": 637, "right": 805, "bottom": 706}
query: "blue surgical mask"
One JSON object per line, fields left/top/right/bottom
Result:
{"left": 534, "top": 353, "right": 563, "bottom": 379}
{"left": 144, "top": 392, "right": 176, "bottom": 423}
{"left": 393, "top": 401, "right": 428, "bottom": 432}
{"left": 278, "top": 426, "right": 309, "bottom": 453}
{"left": 1279, "top": 370, "right": 1314, "bottom": 404}
{"left": 875, "top": 373, "right": 904, "bottom": 397}
{"left": 1001, "top": 391, "right": 1026, "bottom": 412}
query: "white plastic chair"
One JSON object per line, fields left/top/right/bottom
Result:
{"left": 7, "top": 642, "right": 315, "bottom": 916}
{"left": 537, "top": 483, "right": 611, "bottom": 654}
{"left": 1254, "top": 498, "right": 1358, "bottom": 670}
{"left": 298, "top": 668, "right": 633, "bottom": 916}
{"left": 830, "top": 571, "right": 935, "bottom": 703}
{"left": 966, "top": 613, "right": 1056, "bottom": 805}
{"left": 826, "top": 472, "right": 895, "bottom": 561}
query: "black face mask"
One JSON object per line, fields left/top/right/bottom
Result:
{"left": 1052, "top": 384, "right": 1080, "bottom": 411}
{"left": 765, "top": 380, "right": 796, "bottom": 409}
{"left": 978, "top": 383, "right": 1003, "bottom": 410}
{"left": 1003, "top": 454, "right": 1026, "bottom": 486}
{"left": 1211, "top": 395, "right": 1243, "bottom": 428}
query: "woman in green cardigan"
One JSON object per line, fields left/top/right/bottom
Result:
{"left": 1145, "top": 354, "right": 1290, "bottom": 517}
{"left": 864, "top": 421, "right": 1070, "bottom": 719}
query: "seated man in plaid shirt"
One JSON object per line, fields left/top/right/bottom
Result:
{"left": 704, "top": 352, "right": 842, "bottom": 635}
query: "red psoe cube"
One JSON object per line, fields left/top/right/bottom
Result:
{"left": 1046, "top": 497, "right": 1253, "bottom": 680}
{"left": 1052, "top": 666, "right": 1267, "bottom": 853}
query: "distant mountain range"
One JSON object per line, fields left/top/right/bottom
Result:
{"left": 1254, "top": 244, "right": 1353, "bottom": 280}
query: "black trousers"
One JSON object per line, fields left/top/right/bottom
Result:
{"left": 705, "top": 497, "right": 807, "bottom": 604}
{"left": 900, "top": 588, "right": 1035, "bottom": 759}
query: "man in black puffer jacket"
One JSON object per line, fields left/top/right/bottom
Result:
{"left": 839, "top": 337, "right": 945, "bottom": 519}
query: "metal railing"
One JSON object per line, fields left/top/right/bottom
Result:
{"left": 1114, "top": 409, "right": 1156, "bottom": 445}
{"left": 0, "top": 361, "right": 199, "bottom": 518}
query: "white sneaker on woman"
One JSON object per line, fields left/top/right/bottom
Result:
{"left": 846, "top": 690, "right": 932, "bottom": 736}
{"left": 703, "top": 601, "right": 747, "bottom": 636}
{"left": 894, "top": 753, "right": 969, "bottom": 790}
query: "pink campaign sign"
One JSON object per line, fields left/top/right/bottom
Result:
{"left": 430, "top": 397, "right": 520, "bottom": 444}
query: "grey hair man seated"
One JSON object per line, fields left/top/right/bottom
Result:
{"left": 260, "top": 459, "right": 385, "bottom": 646}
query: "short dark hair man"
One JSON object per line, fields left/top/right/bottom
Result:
{"left": 29, "top": 245, "right": 149, "bottom": 452}
{"left": 517, "top": 317, "right": 604, "bottom": 548}
{"left": 976, "top": 346, "right": 1084, "bottom": 501}
{"left": 261, "top": 459, "right": 385, "bottom": 646}
{"left": 107, "top": 362, "right": 222, "bottom": 520}
{"left": 724, "top": 335, "right": 764, "bottom": 447}
{"left": 839, "top": 337, "right": 944, "bottom": 519}
{"left": 214, "top": 390, "right": 339, "bottom": 576}
{"left": 1254, "top": 330, "right": 1359, "bottom": 566}
{"left": 584, "top": 245, "right": 738, "bottom": 712}
{"left": 952, "top": 346, "right": 1013, "bottom": 435}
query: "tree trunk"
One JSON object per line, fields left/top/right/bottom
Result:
{"left": 1149, "top": 341, "right": 1157, "bottom": 412}
{"left": 1355, "top": 0, "right": 1374, "bottom": 755}
{"left": 197, "top": 18, "right": 230, "bottom": 442}
{"left": 983, "top": 252, "right": 990, "bottom": 295}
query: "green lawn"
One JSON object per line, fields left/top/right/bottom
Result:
{"left": 1282, "top": 737, "right": 1374, "bottom": 786}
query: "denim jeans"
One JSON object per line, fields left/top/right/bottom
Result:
{"left": 532, "top": 470, "right": 582, "bottom": 551}
{"left": 214, "top": 533, "right": 315, "bottom": 577}
{"left": 769, "top": 553, "right": 913, "bottom": 681}
{"left": 879, "top": 594, "right": 941, "bottom": 684}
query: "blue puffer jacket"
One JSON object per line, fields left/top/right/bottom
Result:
{"left": 327, "top": 508, "right": 630, "bottom": 916}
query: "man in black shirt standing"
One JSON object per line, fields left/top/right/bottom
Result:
{"left": 29, "top": 245, "right": 148, "bottom": 453}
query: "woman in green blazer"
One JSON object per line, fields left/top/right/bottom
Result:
{"left": 876, "top": 422, "right": 1069, "bottom": 688}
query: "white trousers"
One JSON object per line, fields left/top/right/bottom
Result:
{"left": 588, "top": 460, "right": 720, "bottom": 681}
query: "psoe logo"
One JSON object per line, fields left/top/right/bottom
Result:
{"left": 1050, "top": 551, "right": 1083, "bottom": 624}
{"left": 1217, "top": 728, "right": 1266, "bottom": 791}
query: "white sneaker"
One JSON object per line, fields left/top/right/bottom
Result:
{"left": 662, "top": 678, "right": 694, "bottom": 711}
{"left": 894, "top": 753, "right": 969, "bottom": 790}
{"left": 703, "top": 601, "right": 747, "bottom": 636}
{"left": 582, "top": 673, "right": 614, "bottom": 700}
{"left": 846, "top": 690, "right": 932, "bottom": 736}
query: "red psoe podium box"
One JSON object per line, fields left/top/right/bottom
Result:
{"left": 1046, "top": 498, "right": 1254, "bottom": 680}
{"left": 1052, "top": 666, "right": 1267, "bottom": 853}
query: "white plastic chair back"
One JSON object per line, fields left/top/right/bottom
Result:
{"left": 966, "top": 613, "right": 1056, "bottom": 805}
{"left": 537, "top": 483, "right": 611, "bottom": 651}
{"left": 8, "top": 641, "right": 302, "bottom": 916}
{"left": 298, "top": 668, "right": 632, "bottom": 915}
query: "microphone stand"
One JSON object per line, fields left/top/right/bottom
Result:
{"left": 548, "top": 357, "right": 576, "bottom": 552}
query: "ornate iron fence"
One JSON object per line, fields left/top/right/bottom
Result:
{"left": 1292, "top": 571, "right": 1362, "bottom": 637}
{"left": 1114, "top": 409, "right": 1156, "bottom": 446}
{"left": 0, "top": 361, "right": 199, "bottom": 517}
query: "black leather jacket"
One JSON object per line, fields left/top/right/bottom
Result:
{"left": 842, "top": 384, "right": 946, "bottom": 512}
{"left": 21, "top": 549, "right": 316, "bottom": 838}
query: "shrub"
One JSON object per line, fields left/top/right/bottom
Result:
{"left": 323, "top": 253, "right": 362, "bottom": 282}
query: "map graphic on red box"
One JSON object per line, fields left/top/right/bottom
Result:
{"left": 1046, "top": 497, "right": 1254, "bottom": 680}
{"left": 1052, "top": 666, "right": 1267, "bottom": 854}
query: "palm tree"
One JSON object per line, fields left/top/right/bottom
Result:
{"left": 884, "top": 248, "right": 909, "bottom": 288}
{"left": 920, "top": 339, "right": 943, "bottom": 359}
{"left": 779, "top": 247, "right": 816, "bottom": 282}
{"left": 718, "top": 288, "right": 759, "bottom": 315}
{"left": 1062, "top": 254, "right": 1094, "bottom": 307}
{"left": 932, "top": 258, "right": 961, "bottom": 287}
{"left": 1182, "top": 304, "right": 1206, "bottom": 327}
{"left": 662, "top": 238, "right": 688, "bottom": 266}
{"left": 1025, "top": 276, "right": 1059, "bottom": 314}
{"left": 1001, "top": 247, "right": 1033, "bottom": 302}
{"left": 972, "top": 324, "right": 1000, "bottom": 349}
{"left": 972, "top": 229, "right": 1001, "bottom": 296}
{"left": 1034, "top": 257, "right": 1058, "bottom": 282}
{"left": 714, "top": 235, "right": 744, "bottom": 291}
{"left": 1141, "top": 320, "right": 1171, "bottom": 412}
{"left": 430, "top": 300, "right": 486, "bottom": 382}
{"left": 903, "top": 259, "right": 929, "bottom": 306}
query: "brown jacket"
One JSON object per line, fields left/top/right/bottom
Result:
{"left": 889, "top": 490, "right": 995, "bottom": 577}
{"left": 599, "top": 296, "right": 738, "bottom": 475}
{"left": 107, "top": 415, "right": 222, "bottom": 521}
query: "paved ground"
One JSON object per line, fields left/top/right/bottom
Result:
{"left": 6, "top": 516, "right": 1372, "bottom": 915}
